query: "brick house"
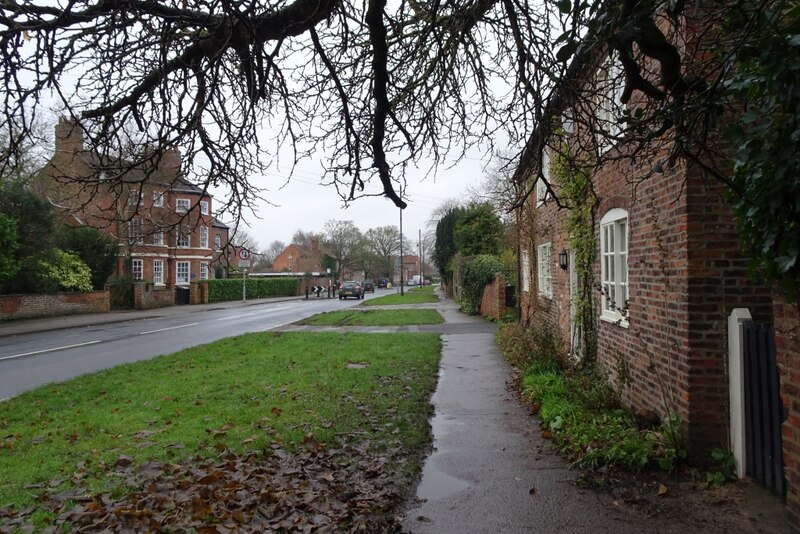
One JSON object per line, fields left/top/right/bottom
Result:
{"left": 34, "top": 118, "right": 221, "bottom": 298}
{"left": 514, "top": 7, "right": 799, "bottom": 527}
{"left": 397, "top": 255, "right": 420, "bottom": 285}
{"left": 210, "top": 218, "right": 231, "bottom": 278}
{"left": 273, "top": 240, "right": 323, "bottom": 274}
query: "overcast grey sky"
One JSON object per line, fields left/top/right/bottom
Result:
{"left": 228, "top": 151, "right": 493, "bottom": 251}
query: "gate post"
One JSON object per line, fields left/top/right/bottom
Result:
{"left": 729, "top": 308, "right": 752, "bottom": 479}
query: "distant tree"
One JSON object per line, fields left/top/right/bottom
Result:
{"left": 365, "top": 226, "right": 403, "bottom": 278}
{"left": 434, "top": 208, "right": 462, "bottom": 285}
{"left": 467, "top": 151, "right": 518, "bottom": 224}
{"left": 292, "top": 230, "right": 323, "bottom": 251}
{"left": 323, "top": 220, "right": 363, "bottom": 275}
{"left": 0, "top": 181, "right": 57, "bottom": 293}
{"left": 262, "top": 240, "right": 286, "bottom": 266}
{"left": 454, "top": 202, "right": 503, "bottom": 257}
{"left": 0, "top": 213, "right": 19, "bottom": 285}
{"left": 56, "top": 225, "right": 117, "bottom": 290}
{"left": 230, "top": 230, "right": 260, "bottom": 253}
{"left": 320, "top": 254, "right": 338, "bottom": 279}
{"left": 0, "top": 176, "right": 55, "bottom": 262}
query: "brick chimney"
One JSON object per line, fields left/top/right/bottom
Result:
{"left": 54, "top": 117, "right": 85, "bottom": 155}
{"left": 159, "top": 147, "right": 182, "bottom": 176}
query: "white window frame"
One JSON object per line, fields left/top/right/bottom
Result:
{"left": 214, "top": 233, "right": 222, "bottom": 250}
{"left": 153, "top": 230, "right": 164, "bottom": 246}
{"left": 600, "top": 208, "right": 629, "bottom": 326}
{"left": 200, "top": 226, "right": 209, "bottom": 248}
{"left": 595, "top": 54, "right": 625, "bottom": 153}
{"left": 127, "top": 219, "right": 144, "bottom": 244}
{"left": 177, "top": 230, "right": 190, "bottom": 248}
{"left": 536, "top": 149, "right": 551, "bottom": 207}
{"left": 176, "top": 198, "right": 190, "bottom": 213}
{"left": 153, "top": 191, "right": 164, "bottom": 207}
{"left": 200, "top": 200, "right": 209, "bottom": 215}
{"left": 561, "top": 111, "right": 574, "bottom": 136}
{"left": 521, "top": 250, "right": 531, "bottom": 293}
{"left": 200, "top": 263, "right": 209, "bottom": 280}
{"left": 537, "top": 242, "right": 552, "bottom": 298}
{"left": 152, "top": 260, "right": 164, "bottom": 285}
{"left": 176, "top": 261, "right": 190, "bottom": 285}
{"left": 127, "top": 188, "right": 142, "bottom": 210}
{"left": 132, "top": 258, "right": 143, "bottom": 280}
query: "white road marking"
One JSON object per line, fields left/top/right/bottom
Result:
{"left": 218, "top": 313, "right": 255, "bottom": 321}
{"left": 0, "top": 340, "right": 102, "bottom": 362}
{"left": 139, "top": 322, "right": 199, "bottom": 335}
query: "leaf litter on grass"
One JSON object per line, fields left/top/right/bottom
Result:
{"left": 1, "top": 437, "right": 405, "bottom": 533}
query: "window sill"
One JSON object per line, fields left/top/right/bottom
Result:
{"left": 600, "top": 313, "right": 629, "bottom": 328}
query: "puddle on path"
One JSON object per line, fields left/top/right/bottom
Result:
{"left": 415, "top": 411, "right": 470, "bottom": 501}
{"left": 415, "top": 456, "right": 470, "bottom": 500}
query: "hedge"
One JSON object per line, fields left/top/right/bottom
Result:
{"left": 208, "top": 277, "right": 298, "bottom": 302}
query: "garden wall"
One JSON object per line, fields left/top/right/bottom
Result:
{"left": 0, "top": 290, "right": 110, "bottom": 321}
{"left": 480, "top": 273, "right": 507, "bottom": 321}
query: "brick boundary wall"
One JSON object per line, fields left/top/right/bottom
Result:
{"left": 133, "top": 282, "right": 176, "bottom": 310}
{"left": 480, "top": 273, "right": 507, "bottom": 321}
{"left": 0, "top": 291, "right": 110, "bottom": 321}
{"left": 774, "top": 293, "right": 800, "bottom": 531}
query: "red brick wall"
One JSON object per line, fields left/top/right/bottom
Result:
{"left": 520, "top": 151, "right": 774, "bottom": 457}
{"left": 133, "top": 282, "right": 174, "bottom": 310}
{"left": 683, "top": 167, "right": 774, "bottom": 454}
{"left": 0, "top": 291, "right": 110, "bottom": 320}
{"left": 774, "top": 295, "right": 800, "bottom": 529}
{"left": 480, "top": 273, "right": 506, "bottom": 320}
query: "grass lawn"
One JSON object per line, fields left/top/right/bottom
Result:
{"left": 408, "top": 285, "right": 436, "bottom": 293}
{"left": 299, "top": 308, "right": 444, "bottom": 326}
{"left": 0, "top": 332, "right": 441, "bottom": 518}
{"left": 362, "top": 289, "right": 440, "bottom": 306}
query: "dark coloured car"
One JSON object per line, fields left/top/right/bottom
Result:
{"left": 377, "top": 277, "right": 389, "bottom": 289}
{"left": 339, "top": 280, "right": 364, "bottom": 300}
{"left": 362, "top": 279, "right": 375, "bottom": 293}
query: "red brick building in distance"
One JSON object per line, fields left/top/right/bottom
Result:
{"left": 34, "top": 118, "right": 224, "bottom": 297}
{"left": 272, "top": 240, "right": 323, "bottom": 275}
{"left": 514, "top": 6, "right": 799, "bottom": 528}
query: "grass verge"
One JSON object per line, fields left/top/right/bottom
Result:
{"left": 0, "top": 332, "right": 441, "bottom": 518}
{"left": 362, "top": 290, "right": 439, "bottom": 306}
{"left": 299, "top": 309, "right": 444, "bottom": 326}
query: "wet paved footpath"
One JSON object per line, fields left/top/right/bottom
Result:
{"left": 282, "top": 295, "right": 668, "bottom": 533}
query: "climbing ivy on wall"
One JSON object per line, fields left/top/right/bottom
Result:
{"left": 552, "top": 146, "right": 598, "bottom": 368}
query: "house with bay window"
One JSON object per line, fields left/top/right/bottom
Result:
{"left": 514, "top": 5, "right": 799, "bottom": 526}
{"left": 34, "top": 118, "right": 222, "bottom": 306}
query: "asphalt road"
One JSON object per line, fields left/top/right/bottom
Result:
{"left": 0, "top": 291, "right": 380, "bottom": 400}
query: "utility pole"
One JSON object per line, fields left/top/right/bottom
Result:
{"left": 419, "top": 229, "right": 423, "bottom": 284}
{"left": 400, "top": 205, "right": 404, "bottom": 296}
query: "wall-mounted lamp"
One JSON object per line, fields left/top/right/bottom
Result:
{"left": 558, "top": 249, "right": 569, "bottom": 271}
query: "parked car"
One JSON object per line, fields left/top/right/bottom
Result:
{"left": 339, "top": 280, "right": 364, "bottom": 300}
{"left": 362, "top": 279, "right": 375, "bottom": 293}
{"left": 377, "top": 277, "right": 389, "bottom": 289}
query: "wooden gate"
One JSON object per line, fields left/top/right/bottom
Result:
{"left": 743, "top": 320, "right": 787, "bottom": 498}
